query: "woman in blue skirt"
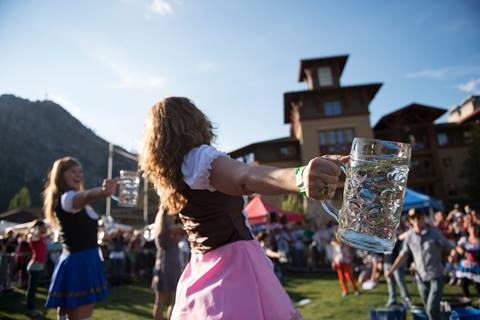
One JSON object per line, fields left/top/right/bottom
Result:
{"left": 43, "top": 157, "right": 118, "bottom": 320}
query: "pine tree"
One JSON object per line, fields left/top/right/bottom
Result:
{"left": 281, "top": 194, "right": 304, "bottom": 213}
{"left": 7, "top": 186, "right": 31, "bottom": 210}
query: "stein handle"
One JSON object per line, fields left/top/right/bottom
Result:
{"left": 320, "top": 163, "right": 346, "bottom": 223}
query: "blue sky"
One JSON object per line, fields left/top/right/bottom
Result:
{"left": 1, "top": 0, "right": 479, "bottom": 153}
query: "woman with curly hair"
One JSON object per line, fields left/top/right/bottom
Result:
{"left": 140, "top": 97, "right": 347, "bottom": 320}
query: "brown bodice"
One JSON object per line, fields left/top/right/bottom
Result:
{"left": 179, "top": 187, "right": 253, "bottom": 254}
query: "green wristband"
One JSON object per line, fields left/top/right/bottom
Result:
{"left": 295, "top": 166, "right": 307, "bottom": 197}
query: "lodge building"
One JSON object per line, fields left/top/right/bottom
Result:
{"left": 229, "top": 55, "right": 478, "bottom": 216}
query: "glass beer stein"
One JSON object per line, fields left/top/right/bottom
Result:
{"left": 117, "top": 170, "right": 140, "bottom": 207}
{"left": 321, "top": 138, "right": 412, "bottom": 253}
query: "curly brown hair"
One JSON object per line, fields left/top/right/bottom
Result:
{"left": 139, "top": 97, "right": 215, "bottom": 213}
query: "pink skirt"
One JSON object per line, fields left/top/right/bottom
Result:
{"left": 171, "top": 240, "right": 303, "bottom": 320}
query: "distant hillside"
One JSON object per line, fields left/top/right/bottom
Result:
{"left": 0, "top": 94, "right": 137, "bottom": 212}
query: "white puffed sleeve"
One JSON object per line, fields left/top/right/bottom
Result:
{"left": 60, "top": 191, "right": 82, "bottom": 213}
{"left": 181, "top": 144, "right": 228, "bottom": 191}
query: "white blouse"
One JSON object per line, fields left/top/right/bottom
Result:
{"left": 181, "top": 144, "right": 228, "bottom": 191}
{"left": 60, "top": 191, "right": 99, "bottom": 220}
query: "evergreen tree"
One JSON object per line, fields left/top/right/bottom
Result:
{"left": 7, "top": 186, "right": 31, "bottom": 210}
{"left": 281, "top": 194, "right": 304, "bottom": 214}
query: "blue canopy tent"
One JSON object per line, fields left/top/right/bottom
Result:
{"left": 402, "top": 188, "right": 444, "bottom": 213}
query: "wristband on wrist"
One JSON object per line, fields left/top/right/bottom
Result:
{"left": 295, "top": 166, "right": 307, "bottom": 197}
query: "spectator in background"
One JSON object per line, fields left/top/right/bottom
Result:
{"left": 177, "top": 234, "right": 190, "bottom": 271}
{"left": 448, "top": 204, "right": 466, "bottom": 242}
{"left": 383, "top": 234, "right": 411, "bottom": 307}
{"left": 15, "top": 232, "right": 31, "bottom": 288}
{"left": 386, "top": 208, "right": 452, "bottom": 320}
{"left": 448, "top": 204, "right": 464, "bottom": 221}
{"left": 151, "top": 209, "right": 182, "bottom": 320}
{"left": 47, "top": 238, "right": 63, "bottom": 269}
{"left": 454, "top": 222, "right": 480, "bottom": 299}
{"left": 3, "top": 230, "right": 17, "bottom": 290}
{"left": 257, "top": 231, "right": 285, "bottom": 281}
{"left": 464, "top": 204, "right": 472, "bottom": 217}
{"left": 275, "top": 226, "right": 292, "bottom": 266}
{"left": 472, "top": 210, "right": 480, "bottom": 225}
{"left": 3, "top": 230, "right": 17, "bottom": 254}
{"left": 292, "top": 222, "right": 306, "bottom": 269}
{"left": 358, "top": 252, "right": 380, "bottom": 290}
{"left": 312, "top": 224, "right": 331, "bottom": 267}
{"left": 26, "top": 220, "right": 48, "bottom": 317}
{"left": 331, "top": 232, "right": 359, "bottom": 297}
{"left": 110, "top": 230, "right": 127, "bottom": 286}
{"left": 128, "top": 232, "right": 143, "bottom": 280}
{"left": 434, "top": 211, "right": 455, "bottom": 245}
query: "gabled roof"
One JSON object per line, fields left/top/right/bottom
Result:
{"left": 374, "top": 103, "right": 446, "bottom": 130}
{"left": 229, "top": 136, "right": 298, "bottom": 158}
{"left": 460, "top": 108, "right": 480, "bottom": 124}
{"left": 298, "top": 55, "right": 349, "bottom": 82}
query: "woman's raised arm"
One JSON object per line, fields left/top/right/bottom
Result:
{"left": 209, "top": 155, "right": 348, "bottom": 200}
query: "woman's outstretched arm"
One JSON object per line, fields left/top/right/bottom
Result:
{"left": 209, "top": 155, "right": 348, "bottom": 200}
{"left": 72, "top": 178, "right": 118, "bottom": 210}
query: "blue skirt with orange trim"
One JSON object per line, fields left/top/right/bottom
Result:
{"left": 45, "top": 247, "right": 108, "bottom": 308}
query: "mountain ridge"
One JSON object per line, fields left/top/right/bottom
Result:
{"left": 0, "top": 94, "right": 137, "bottom": 212}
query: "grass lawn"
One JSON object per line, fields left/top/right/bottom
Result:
{"left": 0, "top": 272, "right": 466, "bottom": 320}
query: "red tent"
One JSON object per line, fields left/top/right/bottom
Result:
{"left": 245, "top": 196, "right": 304, "bottom": 225}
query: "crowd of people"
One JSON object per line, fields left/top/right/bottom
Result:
{"left": 0, "top": 96, "right": 478, "bottom": 320}
{"left": 1, "top": 202, "right": 479, "bottom": 319}
{"left": 0, "top": 222, "right": 191, "bottom": 315}
{"left": 1, "top": 203, "right": 479, "bottom": 319}
{"left": 255, "top": 204, "right": 480, "bottom": 319}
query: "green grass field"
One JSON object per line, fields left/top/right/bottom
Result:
{"left": 0, "top": 273, "right": 467, "bottom": 320}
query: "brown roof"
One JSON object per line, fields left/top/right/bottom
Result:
{"left": 374, "top": 103, "right": 446, "bottom": 129}
{"left": 460, "top": 107, "right": 480, "bottom": 124}
{"left": 0, "top": 208, "right": 43, "bottom": 224}
{"left": 298, "top": 55, "right": 349, "bottom": 82}
{"left": 283, "top": 83, "right": 382, "bottom": 123}
{"left": 229, "top": 137, "right": 299, "bottom": 158}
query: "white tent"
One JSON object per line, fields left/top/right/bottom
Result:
{"left": 0, "top": 220, "right": 19, "bottom": 234}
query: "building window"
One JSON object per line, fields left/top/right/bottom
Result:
{"left": 336, "top": 129, "right": 345, "bottom": 144}
{"left": 317, "top": 67, "right": 333, "bottom": 87}
{"left": 319, "top": 131, "right": 326, "bottom": 145}
{"left": 238, "top": 152, "right": 255, "bottom": 164}
{"left": 442, "top": 158, "right": 454, "bottom": 172}
{"left": 437, "top": 132, "right": 448, "bottom": 146}
{"left": 323, "top": 100, "right": 342, "bottom": 116}
{"left": 319, "top": 128, "right": 355, "bottom": 154}
{"left": 327, "top": 130, "right": 337, "bottom": 145}
{"left": 346, "top": 128, "right": 354, "bottom": 143}
{"left": 463, "top": 131, "right": 473, "bottom": 144}
{"left": 319, "top": 128, "right": 355, "bottom": 146}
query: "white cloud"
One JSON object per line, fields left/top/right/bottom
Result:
{"left": 405, "top": 68, "right": 450, "bottom": 80}
{"left": 457, "top": 78, "right": 480, "bottom": 94}
{"left": 405, "top": 66, "right": 480, "bottom": 80}
{"left": 148, "top": 0, "right": 173, "bottom": 15}
{"left": 91, "top": 53, "right": 167, "bottom": 89}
